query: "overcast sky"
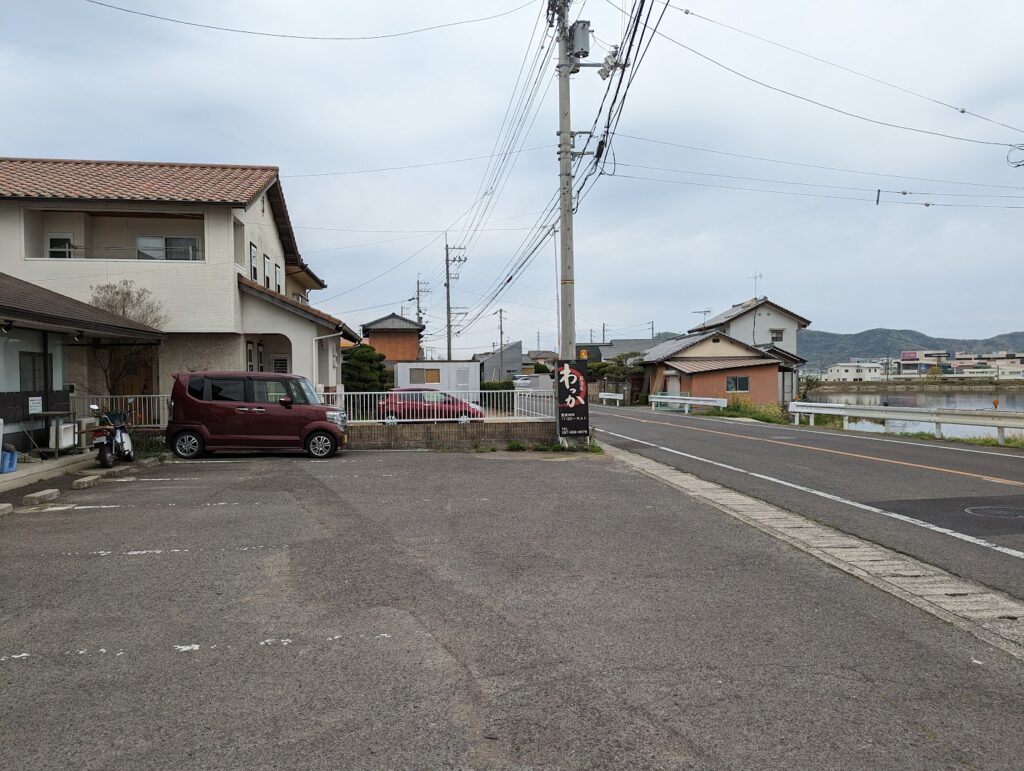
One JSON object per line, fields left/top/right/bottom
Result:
{"left": 3, "top": 1, "right": 1023, "bottom": 353}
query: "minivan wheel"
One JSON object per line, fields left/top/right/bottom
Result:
{"left": 172, "top": 431, "right": 204, "bottom": 459}
{"left": 306, "top": 431, "right": 337, "bottom": 458}
{"left": 458, "top": 412, "right": 471, "bottom": 424}
{"left": 383, "top": 413, "right": 399, "bottom": 426}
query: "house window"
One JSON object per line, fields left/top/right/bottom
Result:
{"left": 770, "top": 329, "right": 784, "bottom": 343}
{"left": 409, "top": 368, "right": 441, "bottom": 384}
{"left": 274, "top": 264, "right": 282, "bottom": 293}
{"left": 46, "top": 233, "right": 74, "bottom": 259}
{"left": 19, "top": 351, "right": 51, "bottom": 391}
{"left": 137, "top": 236, "right": 201, "bottom": 261}
{"left": 246, "top": 342, "right": 255, "bottom": 372}
{"left": 726, "top": 376, "right": 750, "bottom": 392}
{"left": 264, "top": 254, "right": 271, "bottom": 288}
{"left": 250, "top": 243, "right": 258, "bottom": 280}
{"left": 257, "top": 343, "right": 265, "bottom": 372}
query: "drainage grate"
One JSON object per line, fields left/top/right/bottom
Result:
{"left": 964, "top": 506, "right": 1024, "bottom": 519}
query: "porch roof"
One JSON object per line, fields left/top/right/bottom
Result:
{"left": 665, "top": 357, "right": 778, "bottom": 374}
{"left": 0, "top": 272, "right": 163, "bottom": 339}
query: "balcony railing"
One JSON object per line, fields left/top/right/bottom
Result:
{"left": 44, "top": 246, "right": 205, "bottom": 261}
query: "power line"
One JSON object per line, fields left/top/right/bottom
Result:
{"left": 282, "top": 145, "right": 553, "bottom": 178}
{"left": 671, "top": 6, "right": 1024, "bottom": 136}
{"left": 617, "top": 133, "right": 1024, "bottom": 191}
{"left": 608, "top": 171, "right": 1024, "bottom": 208}
{"left": 602, "top": 0, "right": 1017, "bottom": 148}
{"left": 613, "top": 161, "right": 1024, "bottom": 198}
{"left": 85, "top": 0, "right": 537, "bottom": 41}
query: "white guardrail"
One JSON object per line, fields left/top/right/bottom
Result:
{"left": 789, "top": 401, "right": 1024, "bottom": 445}
{"left": 649, "top": 394, "right": 728, "bottom": 414}
{"left": 598, "top": 392, "right": 625, "bottom": 405}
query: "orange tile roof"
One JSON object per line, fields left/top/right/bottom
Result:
{"left": 0, "top": 157, "right": 278, "bottom": 206}
{"left": 237, "top": 275, "right": 359, "bottom": 341}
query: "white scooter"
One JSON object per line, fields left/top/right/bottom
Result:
{"left": 91, "top": 399, "right": 135, "bottom": 469}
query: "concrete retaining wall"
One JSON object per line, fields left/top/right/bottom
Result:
{"left": 348, "top": 421, "right": 556, "bottom": 450}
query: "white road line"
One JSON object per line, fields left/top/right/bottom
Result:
{"left": 597, "top": 428, "right": 1024, "bottom": 561}
{"left": 591, "top": 407, "right": 1024, "bottom": 460}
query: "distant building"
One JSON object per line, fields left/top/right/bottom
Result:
{"left": 473, "top": 341, "right": 523, "bottom": 381}
{"left": 576, "top": 338, "right": 659, "bottom": 363}
{"left": 688, "top": 297, "right": 811, "bottom": 358}
{"left": 361, "top": 313, "right": 425, "bottom": 364}
{"left": 823, "top": 362, "right": 885, "bottom": 382}
{"left": 643, "top": 331, "right": 781, "bottom": 404}
{"left": 392, "top": 360, "right": 480, "bottom": 391}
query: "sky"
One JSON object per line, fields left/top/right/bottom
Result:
{"left": 3, "top": 0, "right": 1023, "bottom": 355}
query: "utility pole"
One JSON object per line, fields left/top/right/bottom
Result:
{"left": 649, "top": 320, "right": 655, "bottom": 338}
{"left": 444, "top": 233, "right": 466, "bottom": 361}
{"left": 496, "top": 308, "right": 505, "bottom": 378}
{"left": 589, "top": 328, "right": 593, "bottom": 343}
{"left": 537, "top": 330, "right": 541, "bottom": 350}
{"left": 415, "top": 274, "right": 431, "bottom": 326}
{"left": 601, "top": 322, "right": 606, "bottom": 343}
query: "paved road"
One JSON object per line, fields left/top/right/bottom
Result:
{"left": 593, "top": 406, "right": 1024, "bottom": 600}
{"left": 1, "top": 450, "right": 1022, "bottom": 767}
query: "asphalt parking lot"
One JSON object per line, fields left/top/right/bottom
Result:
{"left": 1, "top": 449, "right": 1023, "bottom": 768}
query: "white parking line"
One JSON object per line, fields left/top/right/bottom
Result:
{"left": 58, "top": 544, "right": 289, "bottom": 558}
{"left": 597, "top": 428, "right": 1024, "bottom": 562}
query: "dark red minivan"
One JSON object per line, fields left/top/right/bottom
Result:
{"left": 166, "top": 372, "right": 347, "bottom": 459}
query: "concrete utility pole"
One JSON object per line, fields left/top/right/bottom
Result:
{"left": 496, "top": 308, "right": 505, "bottom": 378}
{"left": 649, "top": 320, "right": 655, "bottom": 338}
{"left": 601, "top": 322, "right": 606, "bottom": 343}
{"left": 443, "top": 234, "right": 465, "bottom": 361}
{"left": 555, "top": 0, "right": 581, "bottom": 361}
{"left": 415, "top": 274, "right": 431, "bottom": 326}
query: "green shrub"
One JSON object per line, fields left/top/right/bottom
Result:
{"left": 506, "top": 439, "right": 525, "bottom": 451}
{"left": 532, "top": 363, "right": 549, "bottom": 373}
{"left": 707, "top": 398, "right": 789, "bottom": 424}
{"left": 482, "top": 380, "right": 514, "bottom": 391}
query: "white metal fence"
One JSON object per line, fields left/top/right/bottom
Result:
{"left": 70, "top": 394, "right": 169, "bottom": 427}
{"left": 70, "top": 389, "right": 556, "bottom": 428}
{"left": 320, "top": 389, "right": 556, "bottom": 424}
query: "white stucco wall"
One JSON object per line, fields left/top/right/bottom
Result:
{"left": 724, "top": 309, "right": 801, "bottom": 355}
{"left": 233, "top": 195, "right": 286, "bottom": 293}
{"left": 0, "top": 201, "right": 238, "bottom": 334}
{"left": 239, "top": 291, "right": 337, "bottom": 384}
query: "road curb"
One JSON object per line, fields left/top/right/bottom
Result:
{"left": 23, "top": 488, "right": 60, "bottom": 506}
{"left": 0, "top": 502, "right": 12, "bottom": 517}
{"left": 72, "top": 475, "right": 101, "bottom": 490}
{"left": 604, "top": 443, "right": 1024, "bottom": 662}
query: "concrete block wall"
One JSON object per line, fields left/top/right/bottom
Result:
{"left": 348, "top": 421, "right": 556, "bottom": 450}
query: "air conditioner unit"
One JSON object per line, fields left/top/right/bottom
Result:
{"left": 76, "top": 417, "right": 99, "bottom": 449}
{"left": 50, "top": 422, "right": 75, "bottom": 451}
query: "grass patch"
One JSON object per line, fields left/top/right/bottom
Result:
{"left": 505, "top": 439, "right": 526, "bottom": 452}
{"left": 891, "top": 431, "right": 1024, "bottom": 449}
{"left": 528, "top": 439, "right": 603, "bottom": 453}
{"left": 706, "top": 399, "right": 789, "bottom": 425}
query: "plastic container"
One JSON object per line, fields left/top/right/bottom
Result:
{"left": 0, "top": 450, "right": 16, "bottom": 474}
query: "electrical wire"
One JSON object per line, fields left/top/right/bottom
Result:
{"left": 84, "top": 0, "right": 537, "bottom": 41}
{"left": 671, "top": 6, "right": 1024, "bottom": 136}
{"left": 282, "top": 145, "right": 553, "bottom": 178}
{"left": 616, "top": 133, "right": 1024, "bottom": 191}
{"left": 602, "top": 0, "right": 1017, "bottom": 148}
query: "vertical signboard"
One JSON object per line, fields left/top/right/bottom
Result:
{"left": 556, "top": 360, "right": 590, "bottom": 439}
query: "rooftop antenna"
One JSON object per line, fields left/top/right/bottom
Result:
{"left": 693, "top": 308, "right": 712, "bottom": 325}
{"left": 749, "top": 272, "right": 763, "bottom": 299}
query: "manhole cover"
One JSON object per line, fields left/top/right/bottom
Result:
{"left": 964, "top": 506, "right": 1024, "bottom": 519}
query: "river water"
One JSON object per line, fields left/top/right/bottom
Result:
{"left": 817, "top": 391, "right": 1024, "bottom": 440}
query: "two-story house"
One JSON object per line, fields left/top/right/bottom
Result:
{"left": 0, "top": 158, "right": 359, "bottom": 395}
{"left": 687, "top": 297, "right": 811, "bottom": 402}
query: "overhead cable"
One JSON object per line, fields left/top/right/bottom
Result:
{"left": 283, "top": 145, "right": 553, "bottom": 178}
{"left": 672, "top": 6, "right": 1024, "bottom": 136}
{"left": 602, "top": 0, "right": 1016, "bottom": 148}
{"left": 84, "top": 0, "right": 536, "bottom": 41}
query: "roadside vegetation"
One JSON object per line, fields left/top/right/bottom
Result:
{"left": 706, "top": 399, "right": 790, "bottom": 425}
{"left": 895, "top": 431, "right": 1024, "bottom": 450}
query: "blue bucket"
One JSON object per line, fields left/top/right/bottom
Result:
{"left": 0, "top": 450, "right": 16, "bottom": 473}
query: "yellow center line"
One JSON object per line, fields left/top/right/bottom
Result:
{"left": 592, "top": 409, "right": 1024, "bottom": 488}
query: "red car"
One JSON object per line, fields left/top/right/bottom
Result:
{"left": 377, "top": 388, "right": 484, "bottom": 424}
{"left": 165, "top": 372, "right": 347, "bottom": 459}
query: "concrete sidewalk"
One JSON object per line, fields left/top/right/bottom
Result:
{"left": 0, "top": 448, "right": 1021, "bottom": 767}
{"left": 0, "top": 451, "right": 96, "bottom": 496}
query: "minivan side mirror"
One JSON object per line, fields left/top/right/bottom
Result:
{"left": 279, "top": 396, "right": 293, "bottom": 408}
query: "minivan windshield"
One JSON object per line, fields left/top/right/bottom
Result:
{"left": 294, "top": 377, "right": 321, "bottom": 405}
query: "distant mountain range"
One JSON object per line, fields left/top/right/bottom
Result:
{"left": 798, "top": 329, "right": 1024, "bottom": 371}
